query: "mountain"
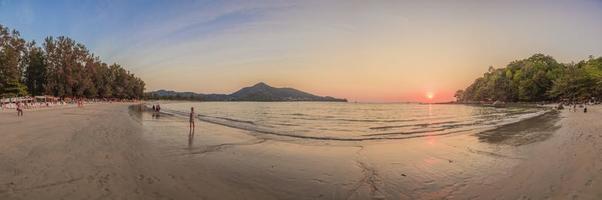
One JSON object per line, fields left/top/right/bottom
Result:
{"left": 146, "top": 82, "right": 347, "bottom": 102}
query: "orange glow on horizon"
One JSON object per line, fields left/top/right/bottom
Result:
{"left": 426, "top": 92, "right": 435, "bottom": 100}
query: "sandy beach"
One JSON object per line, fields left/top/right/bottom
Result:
{"left": 1, "top": 103, "right": 601, "bottom": 199}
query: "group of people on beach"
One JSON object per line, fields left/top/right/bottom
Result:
{"left": 151, "top": 104, "right": 161, "bottom": 113}
{"left": 557, "top": 101, "right": 595, "bottom": 113}
{"left": 151, "top": 104, "right": 161, "bottom": 119}
{"left": 6, "top": 97, "right": 139, "bottom": 117}
{"left": 569, "top": 103, "right": 588, "bottom": 113}
{"left": 149, "top": 104, "right": 195, "bottom": 131}
{"left": 9, "top": 100, "right": 56, "bottom": 117}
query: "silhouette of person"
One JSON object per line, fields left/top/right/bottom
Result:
{"left": 188, "top": 108, "right": 195, "bottom": 149}
{"left": 189, "top": 107, "right": 195, "bottom": 131}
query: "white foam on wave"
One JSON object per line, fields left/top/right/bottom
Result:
{"left": 151, "top": 102, "right": 550, "bottom": 142}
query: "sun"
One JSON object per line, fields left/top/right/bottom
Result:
{"left": 426, "top": 92, "right": 434, "bottom": 100}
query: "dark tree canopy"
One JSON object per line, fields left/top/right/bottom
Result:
{"left": 0, "top": 24, "right": 145, "bottom": 99}
{"left": 457, "top": 54, "right": 602, "bottom": 103}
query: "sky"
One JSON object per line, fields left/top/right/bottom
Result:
{"left": 1, "top": 0, "right": 602, "bottom": 102}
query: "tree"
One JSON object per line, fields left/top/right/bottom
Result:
{"left": 549, "top": 57, "right": 602, "bottom": 100}
{"left": 23, "top": 41, "right": 47, "bottom": 96}
{"left": 454, "top": 90, "right": 464, "bottom": 102}
{"left": 458, "top": 54, "right": 584, "bottom": 102}
{"left": 1, "top": 80, "right": 29, "bottom": 97}
{"left": 0, "top": 25, "right": 27, "bottom": 97}
{"left": 1, "top": 24, "right": 145, "bottom": 99}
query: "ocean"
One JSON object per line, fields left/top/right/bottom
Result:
{"left": 156, "top": 102, "right": 546, "bottom": 141}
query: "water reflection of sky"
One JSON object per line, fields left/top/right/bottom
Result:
{"left": 158, "top": 102, "right": 544, "bottom": 141}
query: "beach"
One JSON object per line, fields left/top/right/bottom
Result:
{"left": 1, "top": 103, "right": 601, "bottom": 199}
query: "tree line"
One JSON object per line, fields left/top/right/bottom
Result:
{"left": 455, "top": 54, "right": 602, "bottom": 103}
{"left": 0, "top": 24, "right": 145, "bottom": 99}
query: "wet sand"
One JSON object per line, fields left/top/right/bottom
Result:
{"left": 1, "top": 103, "right": 601, "bottom": 199}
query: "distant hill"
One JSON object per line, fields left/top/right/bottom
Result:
{"left": 146, "top": 82, "right": 347, "bottom": 102}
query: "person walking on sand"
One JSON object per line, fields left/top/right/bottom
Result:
{"left": 189, "top": 107, "right": 195, "bottom": 130}
{"left": 584, "top": 106, "right": 588, "bottom": 113}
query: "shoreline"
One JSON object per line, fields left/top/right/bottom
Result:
{"left": 143, "top": 102, "right": 553, "bottom": 144}
{"left": 1, "top": 103, "right": 601, "bottom": 199}
{"left": 0, "top": 101, "right": 140, "bottom": 113}
{"left": 436, "top": 101, "right": 555, "bottom": 108}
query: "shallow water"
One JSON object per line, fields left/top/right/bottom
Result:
{"left": 156, "top": 102, "right": 545, "bottom": 141}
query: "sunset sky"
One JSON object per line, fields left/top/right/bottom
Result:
{"left": 2, "top": 0, "right": 602, "bottom": 102}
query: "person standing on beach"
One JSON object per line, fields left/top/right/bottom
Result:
{"left": 584, "top": 106, "right": 588, "bottom": 113}
{"left": 189, "top": 107, "right": 195, "bottom": 130}
{"left": 16, "top": 102, "right": 23, "bottom": 117}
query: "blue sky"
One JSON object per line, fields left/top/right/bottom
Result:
{"left": 2, "top": 0, "right": 602, "bottom": 102}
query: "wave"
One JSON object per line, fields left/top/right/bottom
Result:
{"left": 155, "top": 108, "right": 477, "bottom": 141}
{"left": 197, "top": 114, "right": 255, "bottom": 125}
{"left": 194, "top": 115, "right": 480, "bottom": 141}
{"left": 152, "top": 104, "right": 551, "bottom": 142}
{"left": 369, "top": 120, "right": 460, "bottom": 130}
{"left": 287, "top": 116, "right": 419, "bottom": 123}
{"left": 363, "top": 128, "right": 449, "bottom": 137}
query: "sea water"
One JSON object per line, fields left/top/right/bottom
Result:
{"left": 157, "top": 102, "right": 545, "bottom": 141}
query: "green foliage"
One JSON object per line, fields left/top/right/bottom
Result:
{"left": 23, "top": 41, "right": 47, "bottom": 96}
{"left": 458, "top": 54, "right": 601, "bottom": 102}
{"left": 0, "top": 25, "right": 27, "bottom": 96}
{"left": 0, "top": 24, "right": 145, "bottom": 99}
{"left": 0, "top": 80, "right": 29, "bottom": 98}
{"left": 548, "top": 57, "right": 602, "bottom": 100}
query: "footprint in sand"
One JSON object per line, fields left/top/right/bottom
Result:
{"left": 585, "top": 179, "right": 593, "bottom": 186}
